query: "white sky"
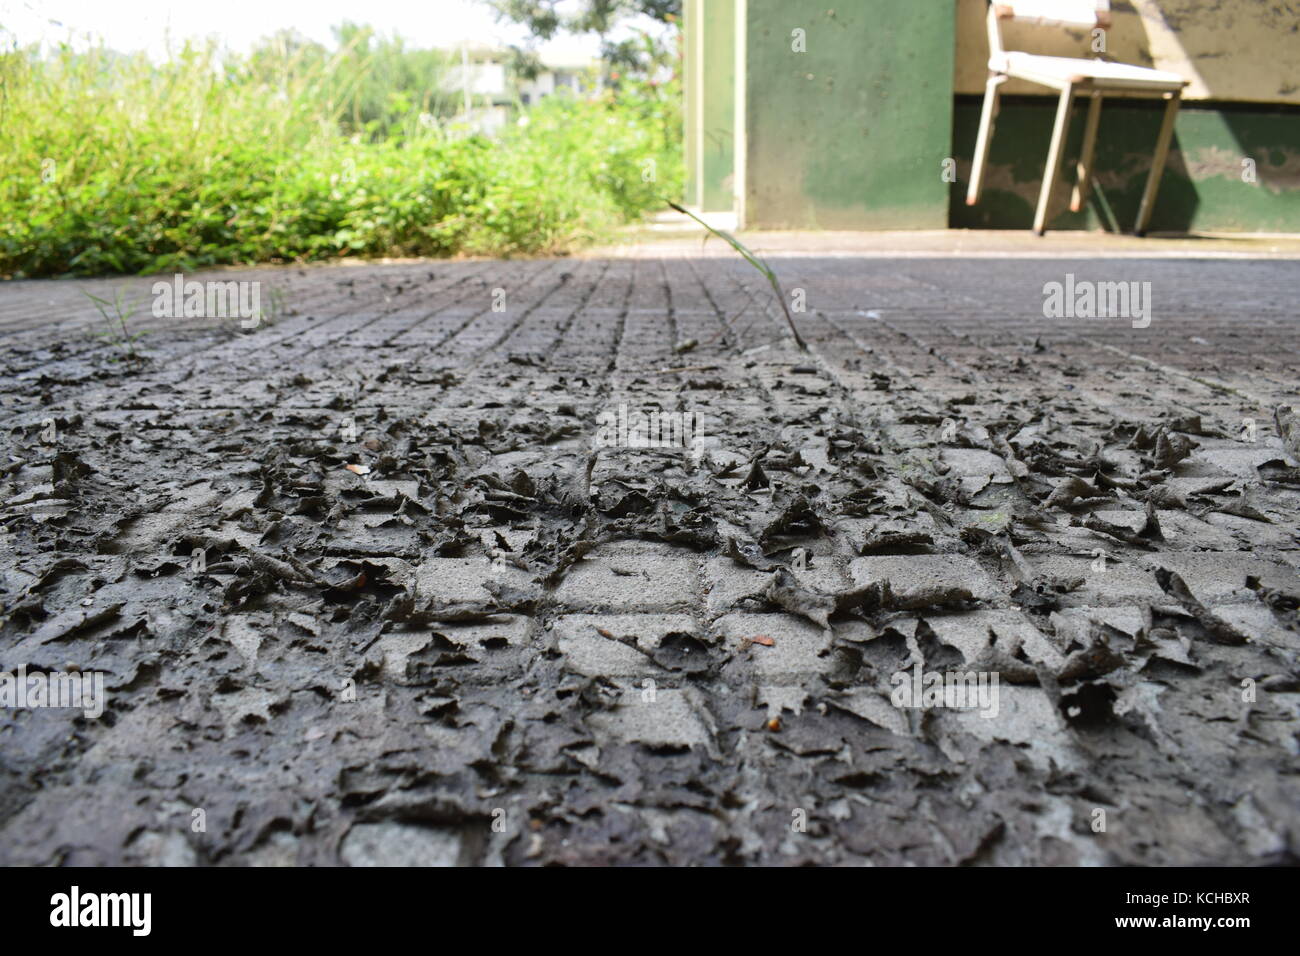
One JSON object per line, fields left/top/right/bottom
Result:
{"left": 0, "top": 0, "right": 616, "bottom": 59}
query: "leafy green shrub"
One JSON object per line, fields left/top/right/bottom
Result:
{"left": 0, "top": 36, "right": 682, "bottom": 277}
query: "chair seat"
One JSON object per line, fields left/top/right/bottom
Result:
{"left": 990, "top": 52, "right": 1188, "bottom": 90}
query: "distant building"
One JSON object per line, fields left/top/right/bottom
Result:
{"left": 439, "top": 47, "right": 599, "bottom": 135}
{"left": 516, "top": 54, "right": 599, "bottom": 106}
{"left": 438, "top": 48, "right": 511, "bottom": 134}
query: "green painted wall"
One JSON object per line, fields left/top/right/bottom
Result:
{"left": 685, "top": 0, "right": 1299, "bottom": 233}
{"left": 951, "top": 99, "right": 1300, "bottom": 233}
{"left": 742, "top": 0, "right": 955, "bottom": 229}
{"left": 700, "top": 0, "right": 736, "bottom": 212}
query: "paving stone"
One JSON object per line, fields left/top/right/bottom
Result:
{"left": 554, "top": 613, "right": 698, "bottom": 677}
{"left": 836, "top": 513, "right": 948, "bottom": 553}
{"left": 1050, "top": 606, "right": 1148, "bottom": 642}
{"left": 340, "top": 822, "right": 463, "bottom": 867}
{"left": 438, "top": 615, "right": 533, "bottom": 648}
{"left": 1136, "top": 553, "right": 1298, "bottom": 604}
{"left": 238, "top": 831, "right": 301, "bottom": 867}
{"left": 1210, "top": 604, "right": 1300, "bottom": 652}
{"left": 1025, "top": 555, "right": 1165, "bottom": 606}
{"left": 378, "top": 616, "right": 531, "bottom": 680}
{"left": 1148, "top": 511, "right": 1257, "bottom": 551}
{"left": 1194, "top": 445, "right": 1291, "bottom": 479}
{"left": 414, "top": 557, "right": 533, "bottom": 604}
{"left": 940, "top": 447, "right": 1011, "bottom": 478}
{"left": 587, "top": 687, "right": 715, "bottom": 752}
{"left": 126, "top": 830, "right": 200, "bottom": 867}
{"left": 554, "top": 546, "right": 700, "bottom": 611}
{"left": 702, "top": 555, "right": 848, "bottom": 618}
{"left": 377, "top": 632, "right": 432, "bottom": 680}
{"left": 713, "top": 613, "right": 829, "bottom": 680}
{"left": 943, "top": 685, "right": 1081, "bottom": 771}
{"left": 822, "top": 685, "right": 911, "bottom": 736}
{"left": 849, "top": 554, "right": 1001, "bottom": 605}
{"left": 1167, "top": 475, "right": 1241, "bottom": 497}
{"left": 923, "top": 609, "right": 1065, "bottom": 669}
{"left": 1201, "top": 512, "right": 1297, "bottom": 548}
{"left": 755, "top": 684, "right": 810, "bottom": 718}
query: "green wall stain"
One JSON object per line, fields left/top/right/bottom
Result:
{"left": 951, "top": 98, "right": 1300, "bottom": 232}
{"left": 744, "top": 1, "right": 954, "bottom": 229}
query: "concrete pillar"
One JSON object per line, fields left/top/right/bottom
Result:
{"left": 682, "top": 0, "right": 700, "bottom": 209}
{"left": 686, "top": 0, "right": 955, "bottom": 228}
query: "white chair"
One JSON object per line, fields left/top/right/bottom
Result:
{"left": 966, "top": 0, "right": 1189, "bottom": 235}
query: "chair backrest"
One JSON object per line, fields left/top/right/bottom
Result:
{"left": 995, "top": 1, "right": 1109, "bottom": 27}
{"left": 987, "top": 1, "right": 1110, "bottom": 58}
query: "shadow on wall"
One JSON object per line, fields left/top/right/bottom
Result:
{"left": 951, "top": 96, "right": 1199, "bottom": 233}
{"left": 946, "top": 0, "right": 1300, "bottom": 231}
{"left": 951, "top": 0, "right": 1300, "bottom": 232}
{"left": 1127, "top": 0, "right": 1300, "bottom": 105}
{"left": 952, "top": 0, "right": 1300, "bottom": 105}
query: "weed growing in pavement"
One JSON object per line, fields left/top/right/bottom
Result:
{"left": 666, "top": 200, "right": 807, "bottom": 351}
{"left": 84, "top": 289, "right": 147, "bottom": 360}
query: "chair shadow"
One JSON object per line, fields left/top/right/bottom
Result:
{"left": 948, "top": 2, "right": 1263, "bottom": 234}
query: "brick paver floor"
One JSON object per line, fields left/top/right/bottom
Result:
{"left": 1, "top": 238, "right": 1297, "bottom": 865}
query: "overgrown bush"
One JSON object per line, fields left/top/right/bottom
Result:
{"left": 0, "top": 35, "right": 681, "bottom": 277}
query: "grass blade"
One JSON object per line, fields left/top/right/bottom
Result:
{"left": 666, "top": 200, "right": 807, "bottom": 351}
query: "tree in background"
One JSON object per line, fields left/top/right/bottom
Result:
{"left": 487, "top": 0, "right": 680, "bottom": 83}
{"left": 488, "top": 0, "right": 679, "bottom": 37}
{"left": 244, "top": 23, "right": 457, "bottom": 141}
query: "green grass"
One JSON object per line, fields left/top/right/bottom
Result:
{"left": 666, "top": 200, "right": 807, "bottom": 350}
{"left": 84, "top": 288, "right": 146, "bottom": 359}
{"left": 0, "top": 39, "right": 682, "bottom": 277}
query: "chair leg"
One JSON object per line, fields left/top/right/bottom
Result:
{"left": 1134, "top": 91, "right": 1181, "bottom": 236}
{"left": 966, "top": 74, "right": 1005, "bottom": 207}
{"left": 1071, "top": 92, "right": 1102, "bottom": 213}
{"left": 1034, "top": 83, "right": 1077, "bottom": 236}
